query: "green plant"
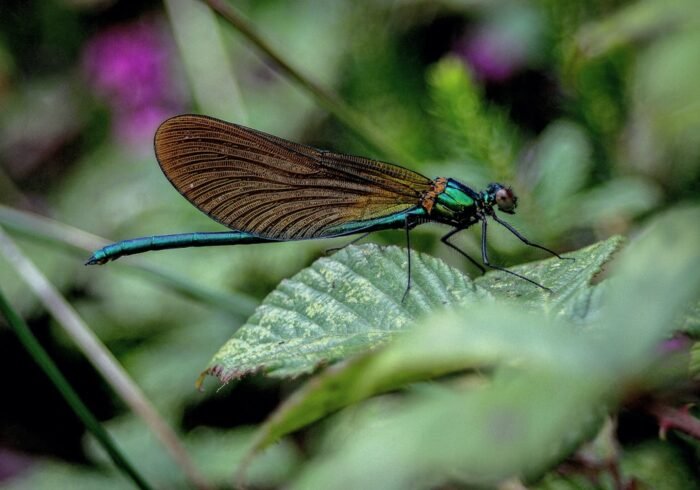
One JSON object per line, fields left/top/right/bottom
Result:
{"left": 199, "top": 207, "right": 700, "bottom": 488}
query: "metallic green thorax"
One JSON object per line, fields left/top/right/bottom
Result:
{"left": 431, "top": 178, "right": 480, "bottom": 225}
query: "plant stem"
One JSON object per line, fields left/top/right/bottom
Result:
{"left": 201, "top": 0, "right": 414, "bottom": 164}
{"left": 0, "top": 204, "right": 257, "bottom": 319}
{"left": 650, "top": 402, "right": 700, "bottom": 440}
{"left": 0, "top": 288, "right": 152, "bottom": 490}
{"left": 0, "top": 226, "right": 211, "bottom": 490}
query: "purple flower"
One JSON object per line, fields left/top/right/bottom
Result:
{"left": 82, "top": 17, "right": 186, "bottom": 149}
{"left": 658, "top": 335, "right": 692, "bottom": 355}
{"left": 0, "top": 448, "right": 33, "bottom": 482}
{"left": 454, "top": 27, "right": 530, "bottom": 82}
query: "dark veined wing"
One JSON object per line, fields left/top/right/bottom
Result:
{"left": 154, "top": 114, "right": 433, "bottom": 240}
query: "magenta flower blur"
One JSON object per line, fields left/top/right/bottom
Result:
{"left": 82, "top": 18, "right": 186, "bottom": 149}
{"left": 658, "top": 335, "right": 692, "bottom": 355}
{"left": 454, "top": 27, "right": 529, "bottom": 82}
{"left": 0, "top": 448, "right": 32, "bottom": 482}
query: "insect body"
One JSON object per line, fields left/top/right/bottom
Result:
{"left": 87, "top": 114, "right": 567, "bottom": 294}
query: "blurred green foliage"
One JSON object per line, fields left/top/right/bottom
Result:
{"left": 429, "top": 57, "right": 518, "bottom": 179}
{"left": 0, "top": 0, "right": 699, "bottom": 488}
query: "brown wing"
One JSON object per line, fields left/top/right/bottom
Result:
{"left": 154, "top": 114, "right": 433, "bottom": 239}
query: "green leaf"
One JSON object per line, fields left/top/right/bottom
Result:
{"left": 239, "top": 237, "right": 622, "bottom": 459}
{"left": 531, "top": 121, "right": 592, "bottom": 214}
{"left": 293, "top": 365, "right": 607, "bottom": 490}
{"left": 690, "top": 342, "right": 700, "bottom": 380}
{"left": 206, "top": 236, "right": 621, "bottom": 384}
{"left": 205, "top": 244, "right": 488, "bottom": 381}
{"left": 83, "top": 417, "right": 299, "bottom": 489}
{"left": 574, "top": 176, "right": 662, "bottom": 228}
{"left": 602, "top": 207, "right": 700, "bottom": 367}
{"left": 628, "top": 19, "right": 700, "bottom": 188}
{"left": 475, "top": 235, "right": 624, "bottom": 312}
{"left": 561, "top": 279, "right": 611, "bottom": 324}
{"left": 576, "top": 0, "right": 698, "bottom": 58}
{"left": 678, "top": 298, "right": 700, "bottom": 337}
{"left": 288, "top": 207, "right": 700, "bottom": 489}
{"left": 240, "top": 304, "right": 594, "bottom": 463}
{"left": 620, "top": 441, "right": 699, "bottom": 490}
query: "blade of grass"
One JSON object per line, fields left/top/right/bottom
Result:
{"left": 201, "top": 0, "right": 414, "bottom": 164}
{"left": 0, "top": 165, "right": 32, "bottom": 208}
{"left": 0, "top": 288, "right": 153, "bottom": 490}
{"left": 164, "top": 0, "right": 247, "bottom": 123}
{"left": 0, "top": 226, "right": 211, "bottom": 490}
{"left": 0, "top": 204, "right": 257, "bottom": 320}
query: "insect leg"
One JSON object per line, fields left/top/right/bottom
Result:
{"left": 401, "top": 215, "right": 412, "bottom": 303}
{"left": 490, "top": 214, "right": 573, "bottom": 261}
{"left": 440, "top": 228, "right": 486, "bottom": 273}
{"left": 324, "top": 232, "right": 372, "bottom": 255}
{"left": 481, "top": 218, "right": 552, "bottom": 293}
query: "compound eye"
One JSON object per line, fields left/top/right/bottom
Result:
{"left": 495, "top": 187, "right": 517, "bottom": 214}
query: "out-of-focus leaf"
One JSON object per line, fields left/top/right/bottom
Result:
{"left": 228, "top": 0, "right": 355, "bottom": 141}
{"left": 576, "top": 0, "right": 698, "bottom": 58}
{"left": 3, "top": 418, "right": 298, "bottom": 490}
{"left": 120, "top": 313, "right": 239, "bottom": 417}
{"left": 620, "top": 441, "right": 699, "bottom": 490}
{"left": 536, "top": 435, "right": 699, "bottom": 490}
{"left": 0, "top": 78, "right": 86, "bottom": 315}
{"left": 332, "top": 3, "right": 443, "bottom": 164}
{"left": 530, "top": 419, "right": 619, "bottom": 489}
{"left": 534, "top": 473, "right": 600, "bottom": 490}
{"left": 627, "top": 24, "right": 700, "bottom": 187}
{"left": 679, "top": 299, "right": 700, "bottom": 337}
{"left": 184, "top": 426, "right": 299, "bottom": 488}
{"left": 531, "top": 120, "right": 591, "bottom": 214}
{"left": 522, "top": 119, "right": 661, "bottom": 242}
{"left": 293, "top": 368, "right": 607, "bottom": 490}
{"left": 164, "top": 0, "right": 246, "bottom": 122}
{"left": 637, "top": 28, "right": 700, "bottom": 149}
{"left": 2, "top": 460, "right": 119, "bottom": 490}
{"left": 690, "top": 342, "right": 700, "bottom": 379}
{"left": 574, "top": 177, "right": 662, "bottom": 228}
{"left": 0, "top": 78, "right": 83, "bottom": 177}
{"left": 205, "top": 244, "right": 487, "bottom": 381}
{"left": 0, "top": 234, "right": 76, "bottom": 317}
{"left": 602, "top": 207, "right": 700, "bottom": 367}
{"left": 74, "top": 418, "right": 299, "bottom": 489}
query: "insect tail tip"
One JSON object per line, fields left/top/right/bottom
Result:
{"left": 85, "top": 255, "right": 107, "bottom": 266}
